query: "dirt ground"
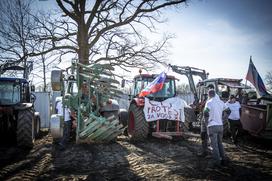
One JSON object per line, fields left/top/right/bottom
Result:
{"left": 0, "top": 130, "right": 272, "bottom": 181}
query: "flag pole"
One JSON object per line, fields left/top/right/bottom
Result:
{"left": 245, "top": 79, "right": 247, "bottom": 88}
{"left": 245, "top": 55, "right": 251, "bottom": 88}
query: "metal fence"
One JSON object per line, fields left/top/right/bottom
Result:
{"left": 116, "top": 93, "right": 195, "bottom": 110}
{"left": 33, "top": 92, "right": 51, "bottom": 128}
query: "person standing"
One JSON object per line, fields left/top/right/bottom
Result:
{"left": 204, "top": 89, "right": 229, "bottom": 167}
{"left": 225, "top": 95, "right": 241, "bottom": 144}
{"left": 56, "top": 98, "right": 71, "bottom": 149}
{"left": 198, "top": 93, "right": 209, "bottom": 157}
{"left": 198, "top": 84, "right": 219, "bottom": 157}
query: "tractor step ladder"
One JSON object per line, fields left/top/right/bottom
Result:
{"left": 152, "top": 120, "right": 182, "bottom": 140}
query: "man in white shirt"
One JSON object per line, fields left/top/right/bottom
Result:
{"left": 198, "top": 84, "right": 220, "bottom": 157}
{"left": 204, "top": 89, "right": 229, "bottom": 167}
{"left": 56, "top": 98, "right": 71, "bottom": 149}
{"left": 225, "top": 95, "right": 241, "bottom": 144}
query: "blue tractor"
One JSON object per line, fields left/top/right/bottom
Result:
{"left": 0, "top": 68, "right": 40, "bottom": 147}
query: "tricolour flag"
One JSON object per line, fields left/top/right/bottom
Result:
{"left": 139, "top": 72, "right": 166, "bottom": 97}
{"left": 245, "top": 56, "right": 268, "bottom": 97}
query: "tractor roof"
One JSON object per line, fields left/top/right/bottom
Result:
{"left": 202, "top": 78, "right": 242, "bottom": 83}
{"left": 0, "top": 77, "right": 28, "bottom": 83}
{"left": 134, "top": 74, "right": 176, "bottom": 80}
{"left": 198, "top": 78, "right": 244, "bottom": 88}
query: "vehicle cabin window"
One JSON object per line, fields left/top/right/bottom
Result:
{"left": 0, "top": 81, "right": 20, "bottom": 104}
{"left": 229, "top": 88, "right": 238, "bottom": 97}
{"left": 201, "top": 86, "right": 208, "bottom": 102}
{"left": 134, "top": 78, "right": 175, "bottom": 98}
{"left": 134, "top": 78, "right": 149, "bottom": 96}
{"left": 67, "top": 80, "right": 78, "bottom": 96}
{"left": 218, "top": 84, "right": 229, "bottom": 99}
{"left": 22, "top": 83, "right": 30, "bottom": 102}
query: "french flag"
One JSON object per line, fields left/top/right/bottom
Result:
{"left": 245, "top": 56, "right": 268, "bottom": 97}
{"left": 139, "top": 72, "right": 166, "bottom": 97}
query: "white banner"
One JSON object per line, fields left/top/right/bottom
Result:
{"left": 143, "top": 97, "right": 187, "bottom": 122}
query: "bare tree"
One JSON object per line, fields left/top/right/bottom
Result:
{"left": 265, "top": 71, "right": 272, "bottom": 93}
{"left": 0, "top": 0, "right": 63, "bottom": 90}
{"left": 30, "top": 41, "right": 60, "bottom": 92}
{"left": 0, "top": 0, "right": 39, "bottom": 78}
{"left": 0, "top": 0, "right": 188, "bottom": 87}
{"left": 36, "top": 0, "right": 187, "bottom": 71}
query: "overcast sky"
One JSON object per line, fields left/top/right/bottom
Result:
{"left": 159, "top": 0, "right": 272, "bottom": 83}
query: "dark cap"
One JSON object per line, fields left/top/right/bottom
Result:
{"left": 229, "top": 95, "right": 235, "bottom": 99}
{"left": 208, "top": 89, "right": 215, "bottom": 97}
{"left": 207, "top": 84, "right": 215, "bottom": 89}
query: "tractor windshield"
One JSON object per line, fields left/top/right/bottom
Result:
{"left": 134, "top": 78, "right": 175, "bottom": 98}
{"left": 0, "top": 81, "right": 20, "bottom": 105}
{"left": 66, "top": 80, "right": 78, "bottom": 96}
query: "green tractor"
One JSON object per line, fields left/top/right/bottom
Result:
{"left": 0, "top": 77, "right": 40, "bottom": 147}
{"left": 50, "top": 62, "right": 127, "bottom": 143}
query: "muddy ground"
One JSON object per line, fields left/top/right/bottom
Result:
{"left": 0, "top": 130, "right": 272, "bottom": 181}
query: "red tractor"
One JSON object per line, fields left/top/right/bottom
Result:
{"left": 126, "top": 73, "right": 186, "bottom": 141}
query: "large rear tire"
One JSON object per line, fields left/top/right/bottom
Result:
{"left": 119, "top": 109, "right": 129, "bottom": 136}
{"left": 17, "top": 109, "right": 34, "bottom": 148}
{"left": 184, "top": 107, "right": 197, "bottom": 130}
{"left": 128, "top": 103, "right": 148, "bottom": 141}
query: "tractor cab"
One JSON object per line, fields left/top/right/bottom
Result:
{"left": 132, "top": 74, "right": 176, "bottom": 102}
{"left": 196, "top": 78, "right": 254, "bottom": 103}
{"left": 0, "top": 77, "right": 31, "bottom": 106}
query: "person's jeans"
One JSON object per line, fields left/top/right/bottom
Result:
{"left": 200, "top": 116, "right": 208, "bottom": 154}
{"left": 60, "top": 120, "right": 71, "bottom": 146}
{"left": 228, "top": 119, "right": 241, "bottom": 143}
{"left": 208, "top": 125, "right": 225, "bottom": 164}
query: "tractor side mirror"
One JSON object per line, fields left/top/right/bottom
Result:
{"left": 31, "top": 85, "right": 35, "bottom": 92}
{"left": 121, "top": 79, "right": 125, "bottom": 88}
{"left": 128, "top": 94, "right": 132, "bottom": 101}
{"left": 30, "top": 93, "right": 36, "bottom": 103}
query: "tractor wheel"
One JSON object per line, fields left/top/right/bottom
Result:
{"left": 128, "top": 103, "right": 148, "bottom": 141}
{"left": 184, "top": 107, "right": 197, "bottom": 131}
{"left": 119, "top": 109, "right": 129, "bottom": 136}
{"left": 17, "top": 109, "right": 35, "bottom": 148}
{"left": 119, "top": 109, "right": 128, "bottom": 127}
{"left": 34, "top": 116, "right": 41, "bottom": 138}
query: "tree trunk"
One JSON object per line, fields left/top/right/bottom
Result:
{"left": 42, "top": 55, "right": 46, "bottom": 92}
{"left": 23, "top": 57, "right": 27, "bottom": 79}
{"left": 77, "top": 21, "right": 89, "bottom": 65}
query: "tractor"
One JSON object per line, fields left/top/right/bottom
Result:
{"left": 196, "top": 78, "right": 272, "bottom": 139}
{"left": 50, "top": 62, "right": 127, "bottom": 143}
{"left": 0, "top": 77, "right": 40, "bottom": 147}
{"left": 197, "top": 78, "right": 257, "bottom": 135}
{"left": 169, "top": 64, "right": 254, "bottom": 135}
{"left": 126, "top": 73, "right": 187, "bottom": 141}
{"left": 169, "top": 64, "right": 208, "bottom": 130}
